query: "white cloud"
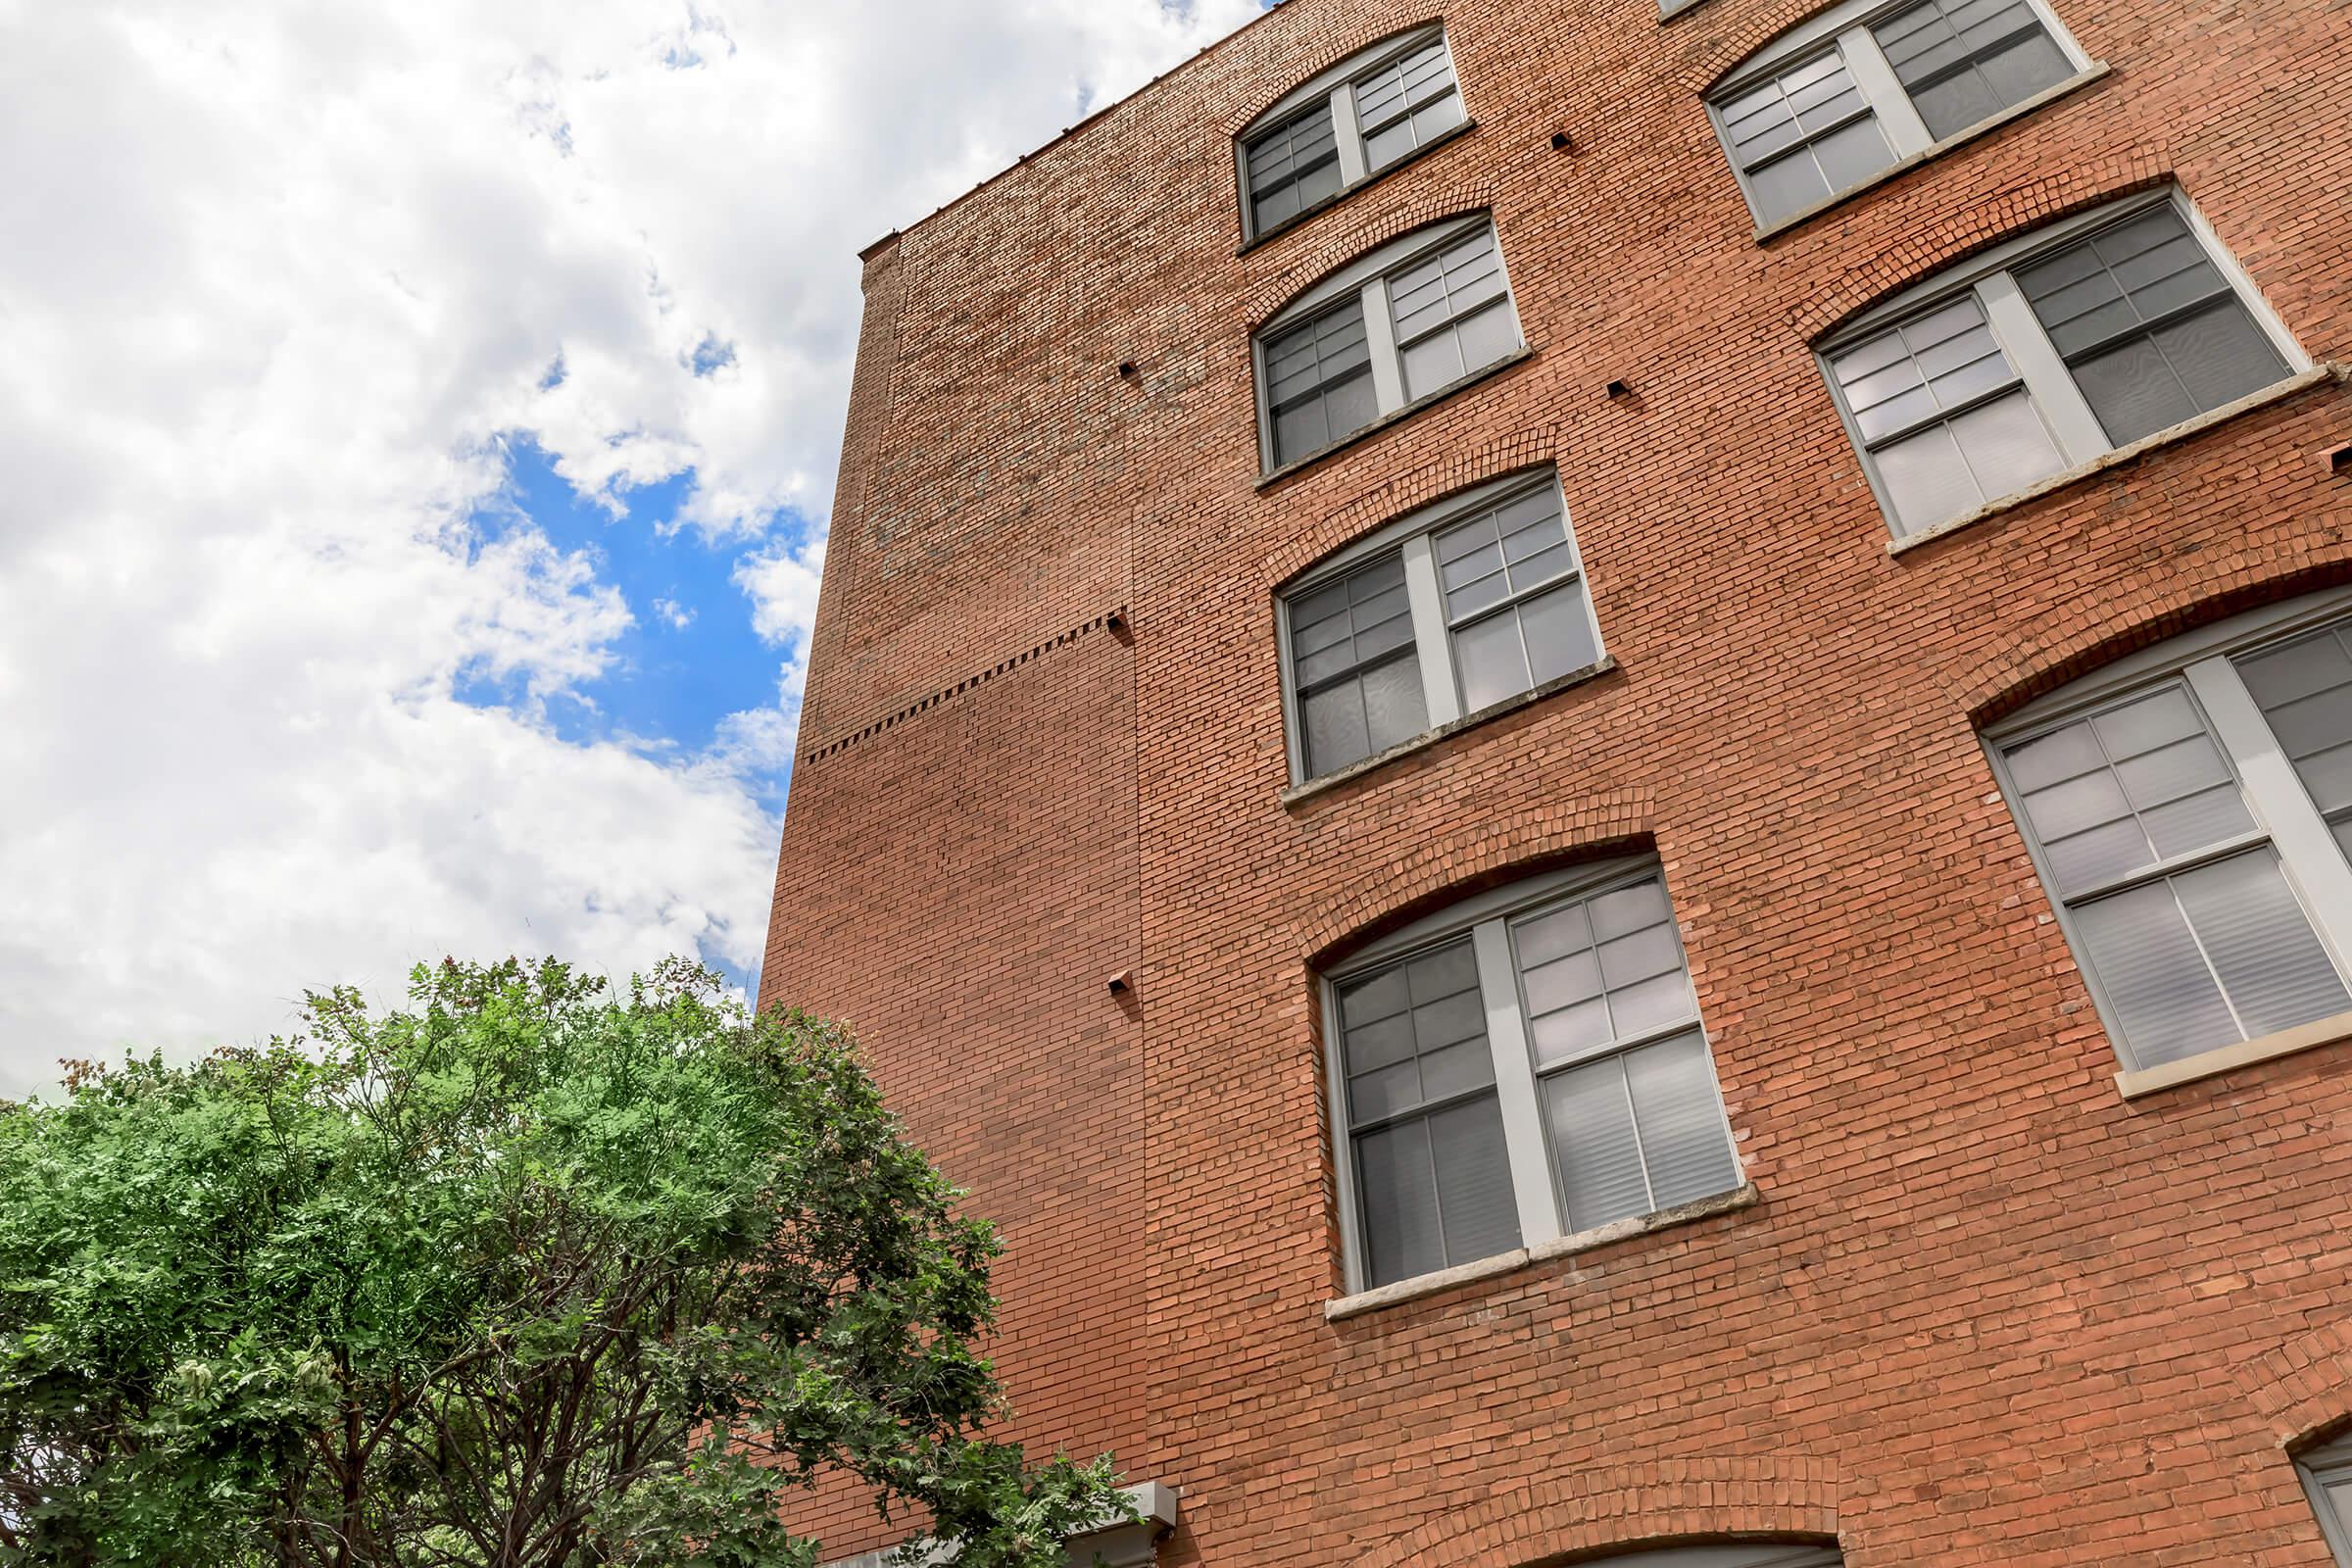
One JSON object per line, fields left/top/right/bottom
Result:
{"left": 0, "top": 0, "right": 1263, "bottom": 1097}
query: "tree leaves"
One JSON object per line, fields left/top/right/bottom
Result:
{"left": 0, "top": 957, "right": 1127, "bottom": 1567}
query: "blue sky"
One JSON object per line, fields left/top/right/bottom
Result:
{"left": 0, "top": 0, "right": 1271, "bottom": 1098}
{"left": 467, "top": 436, "right": 786, "bottom": 778}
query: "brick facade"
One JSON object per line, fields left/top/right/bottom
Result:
{"left": 758, "top": 0, "right": 2352, "bottom": 1560}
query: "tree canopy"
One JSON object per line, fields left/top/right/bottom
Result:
{"left": 0, "top": 956, "right": 1126, "bottom": 1567}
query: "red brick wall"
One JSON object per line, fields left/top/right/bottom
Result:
{"left": 760, "top": 0, "right": 2352, "bottom": 1561}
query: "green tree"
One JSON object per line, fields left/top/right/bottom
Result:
{"left": 0, "top": 956, "right": 1127, "bottom": 1567}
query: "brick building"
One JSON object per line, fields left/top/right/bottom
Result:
{"left": 756, "top": 0, "right": 2352, "bottom": 1558}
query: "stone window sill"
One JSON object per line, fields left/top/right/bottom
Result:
{"left": 1282, "top": 656, "right": 1619, "bottom": 808}
{"left": 1323, "top": 1182, "right": 1760, "bottom": 1322}
{"left": 2116, "top": 1008, "right": 2352, "bottom": 1100}
{"left": 1886, "top": 364, "right": 2344, "bottom": 558}
{"left": 1235, "top": 119, "right": 1480, "bottom": 257}
{"left": 1754, "top": 65, "right": 2111, "bottom": 244}
{"left": 1257, "top": 346, "right": 1537, "bottom": 490}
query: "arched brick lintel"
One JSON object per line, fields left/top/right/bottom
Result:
{"left": 1263, "top": 425, "right": 1568, "bottom": 588}
{"left": 1351, "top": 1457, "right": 1842, "bottom": 1568}
{"left": 1298, "top": 803, "right": 1655, "bottom": 971}
{"left": 1954, "top": 559, "right": 2352, "bottom": 728}
{"left": 2239, "top": 1318, "right": 2352, "bottom": 1451}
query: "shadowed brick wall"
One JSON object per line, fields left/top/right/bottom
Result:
{"left": 760, "top": 0, "right": 2352, "bottom": 1560}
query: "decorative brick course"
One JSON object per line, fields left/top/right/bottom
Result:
{"left": 760, "top": 0, "right": 2352, "bottom": 1561}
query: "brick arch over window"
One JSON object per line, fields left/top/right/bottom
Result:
{"left": 1791, "top": 157, "right": 2175, "bottom": 342}
{"left": 1678, "top": 0, "right": 1885, "bottom": 94}
{"left": 1298, "top": 809, "right": 1654, "bottom": 970}
{"left": 1955, "top": 562, "right": 2352, "bottom": 728}
{"left": 1350, "top": 1458, "right": 1841, "bottom": 1568}
{"left": 1243, "top": 195, "right": 1501, "bottom": 330}
{"left": 1263, "top": 425, "right": 1568, "bottom": 587}
{"left": 2239, "top": 1320, "right": 2352, "bottom": 1450}
{"left": 1217, "top": 15, "right": 1447, "bottom": 137}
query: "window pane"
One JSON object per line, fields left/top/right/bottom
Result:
{"left": 1453, "top": 301, "right": 1521, "bottom": 378}
{"left": 1246, "top": 103, "right": 1342, "bottom": 234}
{"left": 2073, "top": 879, "right": 2242, "bottom": 1067}
{"left": 1353, "top": 36, "right": 1461, "bottom": 171}
{"left": 1520, "top": 580, "right": 1600, "bottom": 687}
{"left": 2006, "top": 691, "right": 2253, "bottom": 897}
{"left": 2019, "top": 205, "right": 2230, "bottom": 359}
{"left": 1455, "top": 608, "right": 1532, "bottom": 712}
{"left": 1426, "top": 1096, "right": 1523, "bottom": 1266}
{"left": 1512, "top": 877, "right": 1696, "bottom": 1068}
{"left": 1302, "top": 680, "right": 1372, "bottom": 777}
{"left": 1747, "top": 148, "right": 1832, "bottom": 228}
{"left": 2157, "top": 298, "right": 2288, "bottom": 415}
{"left": 1622, "top": 1030, "right": 1740, "bottom": 1210}
{"left": 1355, "top": 1118, "right": 1444, "bottom": 1285}
{"left": 1543, "top": 1055, "right": 1650, "bottom": 1232}
{"left": 1360, "top": 652, "right": 1430, "bottom": 759}
{"left": 1947, "top": 391, "right": 2066, "bottom": 501}
{"left": 2068, "top": 332, "right": 2199, "bottom": 446}
{"left": 1875, "top": 420, "right": 1984, "bottom": 535}
{"left": 1339, "top": 939, "right": 1488, "bottom": 1128}
{"left": 1401, "top": 329, "right": 1468, "bottom": 403}
{"left": 2240, "top": 625, "right": 2352, "bottom": 818}
{"left": 2172, "top": 851, "right": 2350, "bottom": 1040}
{"left": 1873, "top": 0, "right": 2073, "bottom": 140}
{"left": 1266, "top": 302, "right": 1376, "bottom": 466}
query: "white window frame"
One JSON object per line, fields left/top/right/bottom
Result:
{"left": 1275, "top": 469, "right": 1603, "bottom": 785}
{"left": 1252, "top": 213, "right": 1524, "bottom": 473}
{"left": 1816, "top": 186, "right": 2308, "bottom": 538}
{"left": 1707, "top": 0, "right": 2094, "bottom": 229}
{"left": 1236, "top": 24, "right": 1467, "bottom": 245}
{"left": 1983, "top": 585, "right": 2352, "bottom": 1081}
{"left": 2300, "top": 1430, "right": 2352, "bottom": 1567}
{"left": 1321, "top": 858, "right": 1742, "bottom": 1296}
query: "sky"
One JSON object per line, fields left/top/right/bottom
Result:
{"left": 0, "top": 0, "right": 1273, "bottom": 1099}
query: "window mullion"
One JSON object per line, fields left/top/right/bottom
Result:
{"left": 1838, "top": 26, "right": 1933, "bottom": 157}
{"left": 1470, "top": 917, "right": 1562, "bottom": 1249}
{"left": 2184, "top": 657, "right": 2352, "bottom": 971}
{"left": 1399, "top": 534, "right": 1461, "bottom": 726}
{"left": 1978, "top": 271, "right": 2108, "bottom": 464}
{"left": 1329, "top": 82, "right": 1369, "bottom": 185}
{"left": 1359, "top": 277, "right": 1406, "bottom": 416}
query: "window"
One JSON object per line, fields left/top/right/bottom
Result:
{"left": 1323, "top": 859, "right": 1742, "bottom": 1292}
{"left": 2300, "top": 1430, "right": 2352, "bottom": 1567}
{"left": 1818, "top": 188, "right": 2305, "bottom": 537}
{"left": 1279, "top": 470, "right": 1602, "bottom": 782}
{"left": 1237, "top": 26, "right": 1466, "bottom": 242}
{"left": 1985, "top": 588, "right": 2352, "bottom": 1080}
{"left": 1255, "top": 216, "right": 1523, "bottom": 471}
{"left": 1708, "top": 0, "right": 2092, "bottom": 230}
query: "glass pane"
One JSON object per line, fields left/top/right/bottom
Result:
{"left": 1907, "top": 69, "right": 1998, "bottom": 142}
{"left": 2157, "top": 299, "right": 2286, "bottom": 415}
{"left": 2074, "top": 879, "right": 2240, "bottom": 1067}
{"left": 1875, "top": 421, "right": 1984, "bottom": 535}
{"left": 1528, "top": 997, "right": 1613, "bottom": 1066}
{"left": 2113, "top": 733, "right": 2231, "bottom": 809}
{"left": 2137, "top": 784, "right": 2254, "bottom": 860}
{"left": 1348, "top": 1060, "right": 1421, "bottom": 1123}
{"left": 1455, "top": 609, "right": 1531, "bottom": 712}
{"left": 1302, "top": 679, "right": 1372, "bottom": 776}
{"left": 1360, "top": 653, "right": 1430, "bottom": 758}
{"left": 1519, "top": 581, "right": 1599, "bottom": 686}
{"left": 1454, "top": 303, "right": 1520, "bottom": 378}
{"left": 2240, "top": 626, "right": 2352, "bottom": 820}
{"left": 2042, "top": 816, "right": 2159, "bottom": 897}
{"left": 1401, "top": 329, "right": 1467, "bottom": 402}
{"left": 1514, "top": 902, "right": 1592, "bottom": 967}
{"left": 1543, "top": 1056, "right": 1651, "bottom": 1233}
{"left": 1746, "top": 148, "right": 1831, "bottom": 227}
{"left": 1623, "top": 1031, "right": 1740, "bottom": 1209}
{"left": 2173, "top": 851, "right": 2349, "bottom": 1040}
{"left": 1427, "top": 1096, "right": 1523, "bottom": 1265}
{"left": 1418, "top": 1038, "right": 1495, "bottom": 1102}
{"left": 1597, "top": 922, "right": 1683, "bottom": 989}
{"left": 2006, "top": 721, "right": 2106, "bottom": 792}
{"left": 1607, "top": 970, "right": 1697, "bottom": 1039}
{"left": 2091, "top": 685, "right": 2203, "bottom": 758}
{"left": 2071, "top": 333, "right": 2198, "bottom": 446}
{"left": 1948, "top": 391, "right": 2065, "bottom": 502}
{"left": 1812, "top": 115, "right": 1897, "bottom": 192}
{"left": 1520, "top": 948, "right": 1602, "bottom": 1016}
{"left": 1342, "top": 1009, "right": 1416, "bottom": 1073}
{"left": 1355, "top": 1118, "right": 1444, "bottom": 1285}
{"left": 1591, "top": 879, "right": 1670, "bottom": 942}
